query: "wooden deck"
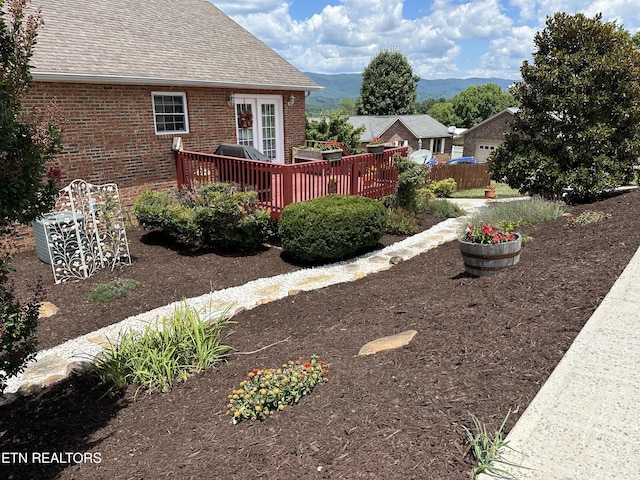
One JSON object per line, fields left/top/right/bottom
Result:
{"left": 175, "top": 147, "right": 407, "bottom": 219}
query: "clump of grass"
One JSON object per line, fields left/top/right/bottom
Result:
{"left": 91, "top": 301, "right": 233, "bottom": 395}
{"left": 462, "top": 410, "right": 522, "bottom": 479}
{"left": 467, "top": 197, "right": 564, "bottom": 229}
{"left": 89, "top": 278, "right": 140, "bottom": 303}
{"left": 565, "top": 210, "right": 610, "bottom": 228}
{"left": 425, "top": 199, "right": 466, "bottom": 218}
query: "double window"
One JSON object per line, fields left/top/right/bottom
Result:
{"left": 152, "top": 92, "right": 189, "bottom": 134}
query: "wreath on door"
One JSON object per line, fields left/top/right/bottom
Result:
{"left": 238, "top": 111, "right": 253, "bottom": 129}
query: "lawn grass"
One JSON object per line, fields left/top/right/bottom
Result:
{"left": 451, "top": 183, "right": 521, "bottom": 198}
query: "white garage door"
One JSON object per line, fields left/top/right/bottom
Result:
{"left": 475, "top": 140, "right": 501, "bottom": 163}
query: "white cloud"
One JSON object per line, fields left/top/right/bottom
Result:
{"left": 213, "top": 0, "right": 640, "bottom": 80}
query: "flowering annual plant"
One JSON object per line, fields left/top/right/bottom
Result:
{"left": 486, "top": 184, "right": 497, "bottom": 190}
{"left": 322, "top": 140, "right": 343, "bottom": 151}
{"left": 463, "top": 224, "right": 517, "bottom": 244}
{"left": 226, "top": 355, "right": 329, "bottom": 423}
{"left": 368, "top": 136, "right": 384, "bottom": 145}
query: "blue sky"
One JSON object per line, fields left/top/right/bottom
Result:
{"left": 214, "top": 1, "right": 639, "bottom": 80}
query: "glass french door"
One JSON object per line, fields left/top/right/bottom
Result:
{"left": 234, "top": 95, "right": 284, "bottom": 163}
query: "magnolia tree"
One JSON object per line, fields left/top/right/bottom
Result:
{"left": 0, "top": 0, "right": 63, "bottom": 394}
{"left": 490, "top": 13, "right": 640, "bottom": 203}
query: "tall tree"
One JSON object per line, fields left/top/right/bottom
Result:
{"left": 451, "top": 83, "right": 514, "bottom": 128}
{"left": 356, "top": 49, "right": 420, "bottom": 115}
{"left": 491, "top": 13, "right": 640, "bottom": 203}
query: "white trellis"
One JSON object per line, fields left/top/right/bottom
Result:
{"left": 33, "top": 179, "right": 131, "bottom": 284}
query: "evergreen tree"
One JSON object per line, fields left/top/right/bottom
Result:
{"left": 356, "top": 49, "right": 420, "bottom": 115}
{"left": 491, "top": 13, "right": 640, "bottom": 202}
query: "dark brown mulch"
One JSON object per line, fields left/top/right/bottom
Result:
{"left": 1, "top": 190, "right": 639, "bottom": 480}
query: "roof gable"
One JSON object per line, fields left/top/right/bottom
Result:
{"left": 348, "top": 115, "right": 451, "bottom": 142}
{"left": 29, "top": 0, "right": 321, "bottom": 91}
{"left": 460, "top": 107, "right": 519, "bottom": 137}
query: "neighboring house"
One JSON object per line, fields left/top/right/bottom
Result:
{"left": 460, "top": 108, "right": 518, "bottom": 163}
{"left": 347, "top": 115, "right": 452, "bottom": 157}
{"left": 25, "top": 0, "right": 322, "bottom": 208}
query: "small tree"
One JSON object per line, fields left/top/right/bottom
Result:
{"left": 0, "top": 0, "right": 63, "bottom": 394}
{"left": 357, "top": 49, "right": 420, "bottom": 115}
{"left": 306, "top": 112, "right": 365, "bottom": 154}
{"left": 491, "top": 13, "right": 640, "bottom": 202}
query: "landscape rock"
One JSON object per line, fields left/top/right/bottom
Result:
{"left": 39, "top": 301, "right": 59, "bottom": 318}
{"left": 358, "top": 330, "right": 418, "bottom": 356}
{"left": 22, "top": 355, "right": 68, "bottom": 379}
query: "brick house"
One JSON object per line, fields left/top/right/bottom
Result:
{"left": 26, "top": 0, "right": 321, "bottom": 209}
{"left": 347, "top": 115, "right": 453, "bottom": 160}
{"left": 461, "top": 108, "right": 518, "bottom": 163}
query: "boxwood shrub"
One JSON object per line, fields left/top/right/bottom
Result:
{"left": 279, "top": 195, "right": 387, "bottom": 263}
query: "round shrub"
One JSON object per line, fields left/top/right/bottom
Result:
{"left": 429, "top": 178, "right": 457, "bottom": 197}
{"left": 279, "top": 195, "right": 387, "bottom": 263}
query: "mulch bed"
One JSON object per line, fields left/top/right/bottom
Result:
{"left": 2, "top": 190, "right": 639, "bottom": 479}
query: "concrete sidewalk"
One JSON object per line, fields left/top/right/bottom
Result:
{"left": 480, "top": 245, "right": 640, "bottom": 479}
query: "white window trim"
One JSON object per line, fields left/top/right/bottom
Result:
{"left": 151, "top": 91, "right": 190, "bottom": 135}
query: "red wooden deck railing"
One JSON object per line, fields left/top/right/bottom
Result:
{"left": 175, "top": 146, "right": 408, "bottom": 220}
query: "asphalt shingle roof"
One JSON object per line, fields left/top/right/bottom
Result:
{"left": 29, "top": 0, "right": 321, "bottom": 91}
{"left": 348, "top": 115, "right": 451, "bottom": 142}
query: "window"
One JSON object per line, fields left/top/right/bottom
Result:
{"left": 152, "top": 92, "right": 189, "bottom": 134}
{"left": 234, "top": 95, "right": 284, "bottom": 162}
{"left": 431, "top": 138, "right": 443, "bottom": 153}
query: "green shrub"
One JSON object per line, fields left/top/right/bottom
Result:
{"left": 194, "top": 184, "right": 270, "bottom": 251}
{"left": 279, "top": 195, "right": 387, "bottom": 263}
{"left": 415, "top": 187, "right": 434, "bottom": 211}
{"left": 0, "top": 258, "right": 40, "bottom": 395}
{"left": 386, "top": 208, "right": 419, "bottom": 235}
{"left": 133, "top": 190, "right": 172, "bottom": 230}
{"left": 429, "top": 178, "right": 458, "bottom": 197}
{"left": 89, "top": 278, "right": 140, "bottom": 304}
{"left": 133, "top": 184, "right": 270, "bottom": 252}
{"left": 91, "top": 302, "right": 232, "bottom": 395}
{"left": 425, "top": 199, "right": 465, "bottom": 218}
{"left": 395, "top": 155, "right": 429, "bottom": 211}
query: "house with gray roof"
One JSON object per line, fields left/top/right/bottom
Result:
{"left": 347, "top": 115, "right": 453, "bottom": 160}
{"left": 460, "top": 107, "right": 519, "bottom": 163}
{"left": 25, "top": 0, "right": 321, "bottom": 206}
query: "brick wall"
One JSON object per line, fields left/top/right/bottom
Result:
{"left": 462, "top": 110, "right": 514, "bottom": 158}
{"left": 9, "top": 82, "right": 307, "bottom": 253}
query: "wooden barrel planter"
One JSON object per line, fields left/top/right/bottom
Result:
{"left": 458, "top": 233, "right": 521, "bottom": 276}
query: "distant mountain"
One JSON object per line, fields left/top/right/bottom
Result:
{"left": 304, "top": 72, "right": 516, "bottom": 114}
